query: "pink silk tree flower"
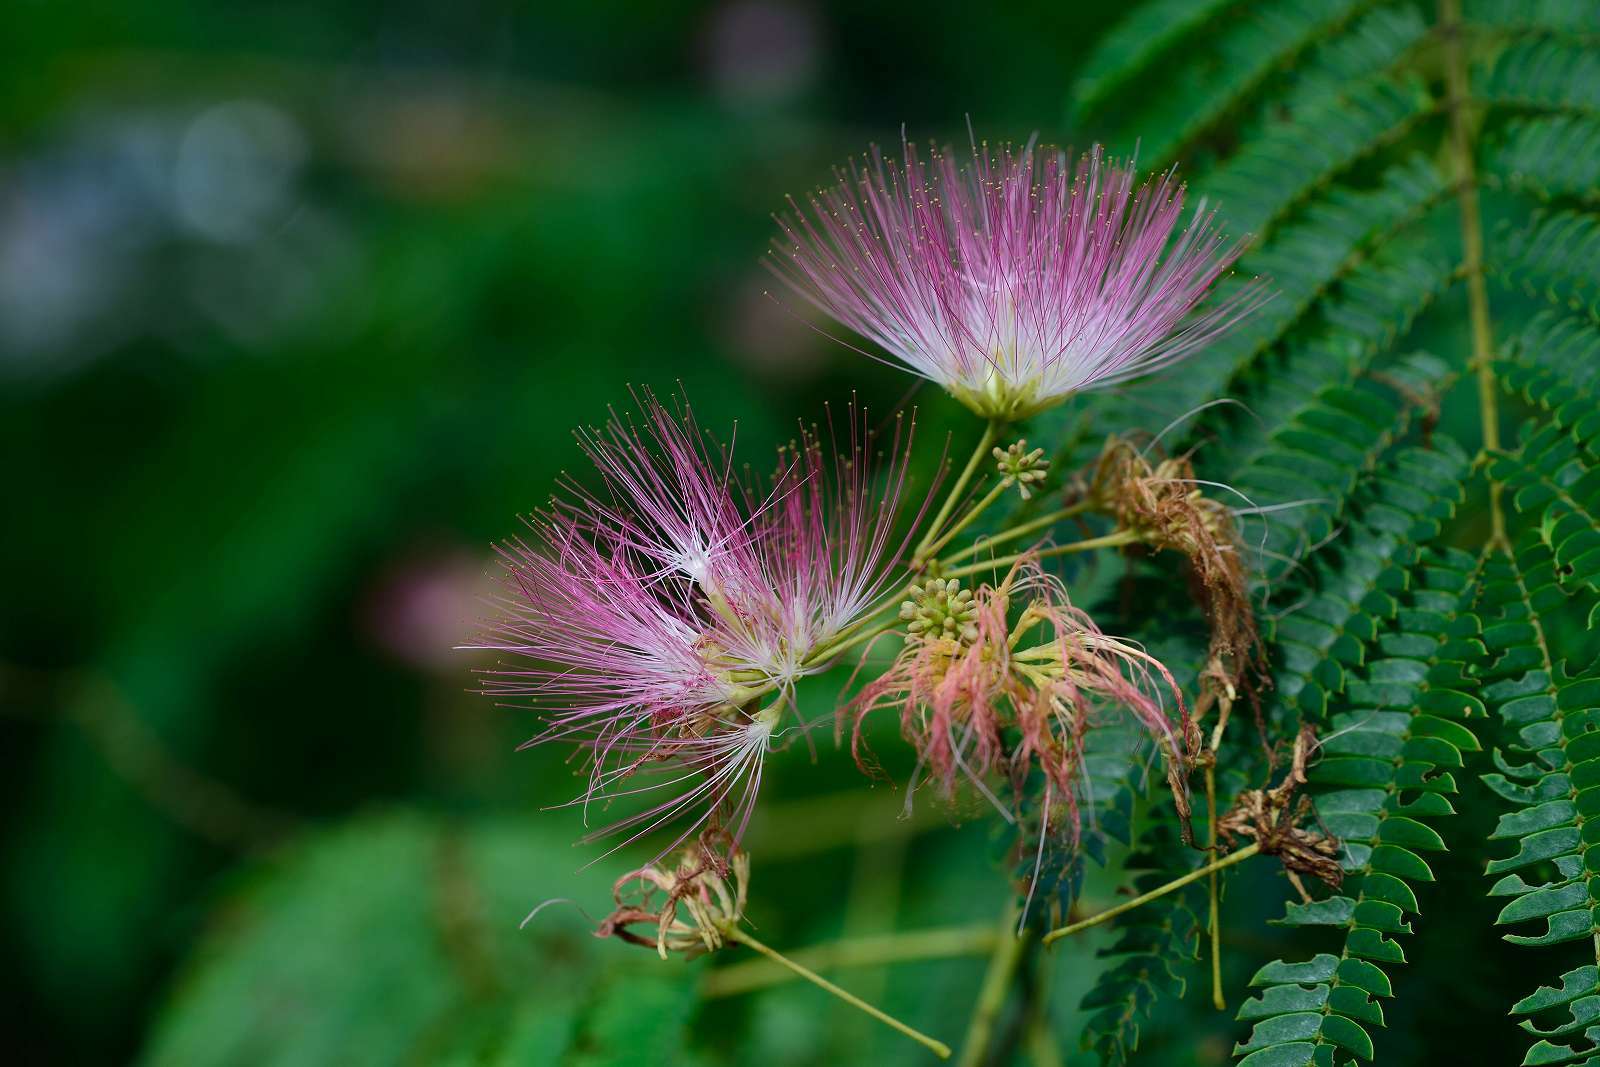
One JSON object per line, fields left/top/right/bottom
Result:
{"left": 472, "top": 391, "right": 923, "bottom": 856}
{"left": 770, "top": 135, "right": 1267, "bottom": 419}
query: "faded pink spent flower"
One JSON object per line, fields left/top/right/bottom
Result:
{"left": 770, "top": 134, "right": 1268, "bottom": 419}
{"left": 849, "top": 559, "right": 1191, "bottom": 846}
{"left": 470, "top": 390, "right": 924, "bottom": 857}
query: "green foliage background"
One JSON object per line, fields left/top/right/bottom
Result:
{"left": 3, "top": 2, "right": 1598, "bottom": 1065}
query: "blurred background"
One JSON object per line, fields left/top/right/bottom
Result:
{"left": 1, "top": 2, "right": 1144, "bottom": 1064}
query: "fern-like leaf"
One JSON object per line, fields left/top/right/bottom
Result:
{"left": 1268, "top": 439, "right": 1470, "bottom": 724}
{"left": 1070, "top": 0, "right": 1247, "bottom": 118}
{"left": 1494, "top": 209, "right": 1600, "bottom": 320}
{"left": 1490, "top": 419, "right": 1600, "bottom": 612}
{"left": 1231, "top": 376, "right": 1459, "bottom": 572}
{"left": 1204, "top": 74, "right": 1434, "bottom": 238}
{"left": 1281, "top": 5, "right": 1430, "bottom": 112}
{"left": 1234, "top": 545, "right": 1487, "bottom": 1066}
{"left": 1476, "top": 38, "right": 1600, "bottom": 116}
{"left": 1084, "top": 0, "right": 1377, "bottom": 167}
{"left": 1479, "top": 537, "right": 1600, "bottom": 1066}
{"left": 1464, "top": 0, "right": 1600, "bottom": 38}
{"left": 1491, "top": 116, "right": 1600, "bottom": 204}
{"left": 1205, "top": 238, "right": 1458, "bottom": 476}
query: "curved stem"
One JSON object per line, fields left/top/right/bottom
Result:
{"left": 1041, "top": 842, "right": 1263, "bottom": 946}
{"left": 940, "top": 501, "right": 1093, "bottom": 566}
{"left": 956, "top": 901, "right": 1029, "bottom": 1067}
{"left": 921, "top": 480, "right": 1009, "bottom": 563}
{"left": 805, "top": 602, "right": 906, "bottom": 666}
{"left": 1439, "top": 0, "right": 1506, "bottom": 545}
{"left": 915, "top": 420, "right": 1005, "bottom": 563}
{"left": 702, "top": 923, "right": 996, "bottom": 997}
{"left": 941, "top": 529, "right": 1138, "bottom": 583}
{"left": 723, "top": 927, "right": 953, "bottom": 1059}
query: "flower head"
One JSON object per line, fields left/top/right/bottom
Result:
{"left": 849, "top": 559, "right": 1192, "bottom": 847}
{"left": 771, "top": 134, "right": 1266, "bottom": 418}
{"left": 472, "top": 391, "right": 923, "bottom": 856}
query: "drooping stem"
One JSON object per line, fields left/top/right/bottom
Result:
{"left": 956, "top": 902, "right": 1029, "bottom": 1067}
{"left": 1041, "top": 842, "right": 1263, "bottom": 946}
{"left": 940, "top": 501, "right": 1094, "bottom": 566}
{"left": 1439, "top": 0, "right": 1506, "bottom": 545}
{"left": 703, "top": 923, "right": 996, "bottom": 997}
{"left": 1206, "top": 764, "right": 1226, "bottom": 1011}
{"left": 915, "top": 420, "right": 1005, "bottom": 563}
{"left": 723, "top": 927, "right": 953, "bottom": 1059}
{"left": 940, "top": 529, "right": 1138, "bottom": 582}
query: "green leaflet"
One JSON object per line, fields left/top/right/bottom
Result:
{"left": 1231, "top": 378, "right": 1461, "bottom": 576}
{"left": 1069, "top": 0, "right": 1248, "bottom": 118}
{"left": 1476, "top": 38, "right": 1600, "bottom": 117}
{"left": 1203, "top": 74, "right": 1434, "bottom": 239}
{"left": 1234, "top": 546, "right": 1486, "bottom": 1066}
{"left": 1279, "top": 5, "right": 1430, "bottom": 113}
{"left": 1464, "top": 0, "right": 1600, "bottom": 37}
{"left": 1505, "top": 311, "right": 1600, "bottom": 393}
{"left": 1491, "top": 116, "right": 1600, "bottom": 204}
{"left": 1494, "top": 209, "right": 1600, "bottom": 321}
{"left": 1490, "top": 419, "right": 1600, "bottom": 613}
{"left": 1081, "top": 0, "right": 1378, "bottom": 168}
{"left": 1480, "top": 540, "right": 1600, "bottom": 1067}
{"left": 1265, "top": 439, "right": 1469, "bottom": 722}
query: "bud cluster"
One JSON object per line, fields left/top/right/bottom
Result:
{"left": 899, "top": 577, "right": 979, "bottom": 644}
{"left": 993, "top": 440, "right": 1050, "bottom": 499}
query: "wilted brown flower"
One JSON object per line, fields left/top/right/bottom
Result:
{"left": 1217, "top": 725, "right": 1343, "bottom": 896}
{"left": 594, "top": 831, "right": 750, "bottom": 959}
{"left": 1089, "top": 436, "right": 1268, "bottom": 730}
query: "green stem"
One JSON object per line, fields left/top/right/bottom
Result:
{"left": 806, "top": 607, "right": 905, "bottom": 666}
{"left": 1206, "top": 764, "right": 1225, "bottom": 1011}
{"left": 956, "top": 902, "right": 1029, "bottom": 1067}
{"left": 940, "top": 529, "right": 1139, "bottom": 583}
{"left": 940, "top": 501, "right": 1093, "bottom": 566}
{"left": 1041, "top": 842, "right": 1263, "bottom": 946}
{"left": 1439, "top": 0, "right": 1505, "bottom": 546}
{"left": 723, "top": 927, "right": 953, "bottom": 1059}
{"left": 1022, "top": 952, "right": 1064, "bottom": 1067}
{"left": 915, "top": 421, "right": 1005, "bottom": 563}
{"left": 702, "top": 924, "right": 996, "bottom": 997}
{"left": 920, "top": 480, "right": 1009, "bottom": 562}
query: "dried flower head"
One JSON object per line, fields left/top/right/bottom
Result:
{"left": 471, "top": 391, "right": 925, "bottom": 855}
{"left": 1089, "top": 436, "right": 1267, "bottom": 726}
{"left": 595, "top": 831, "right": 750, "bottom": 959}
{"left": 770, "top": 134, "right": 1267, "bottom": 418}
{"left": 994, "top": 440, "right": 1049, "bottom": 500}
{"left": 1217, "top": 726, "right": 1342, "bottom": 897}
